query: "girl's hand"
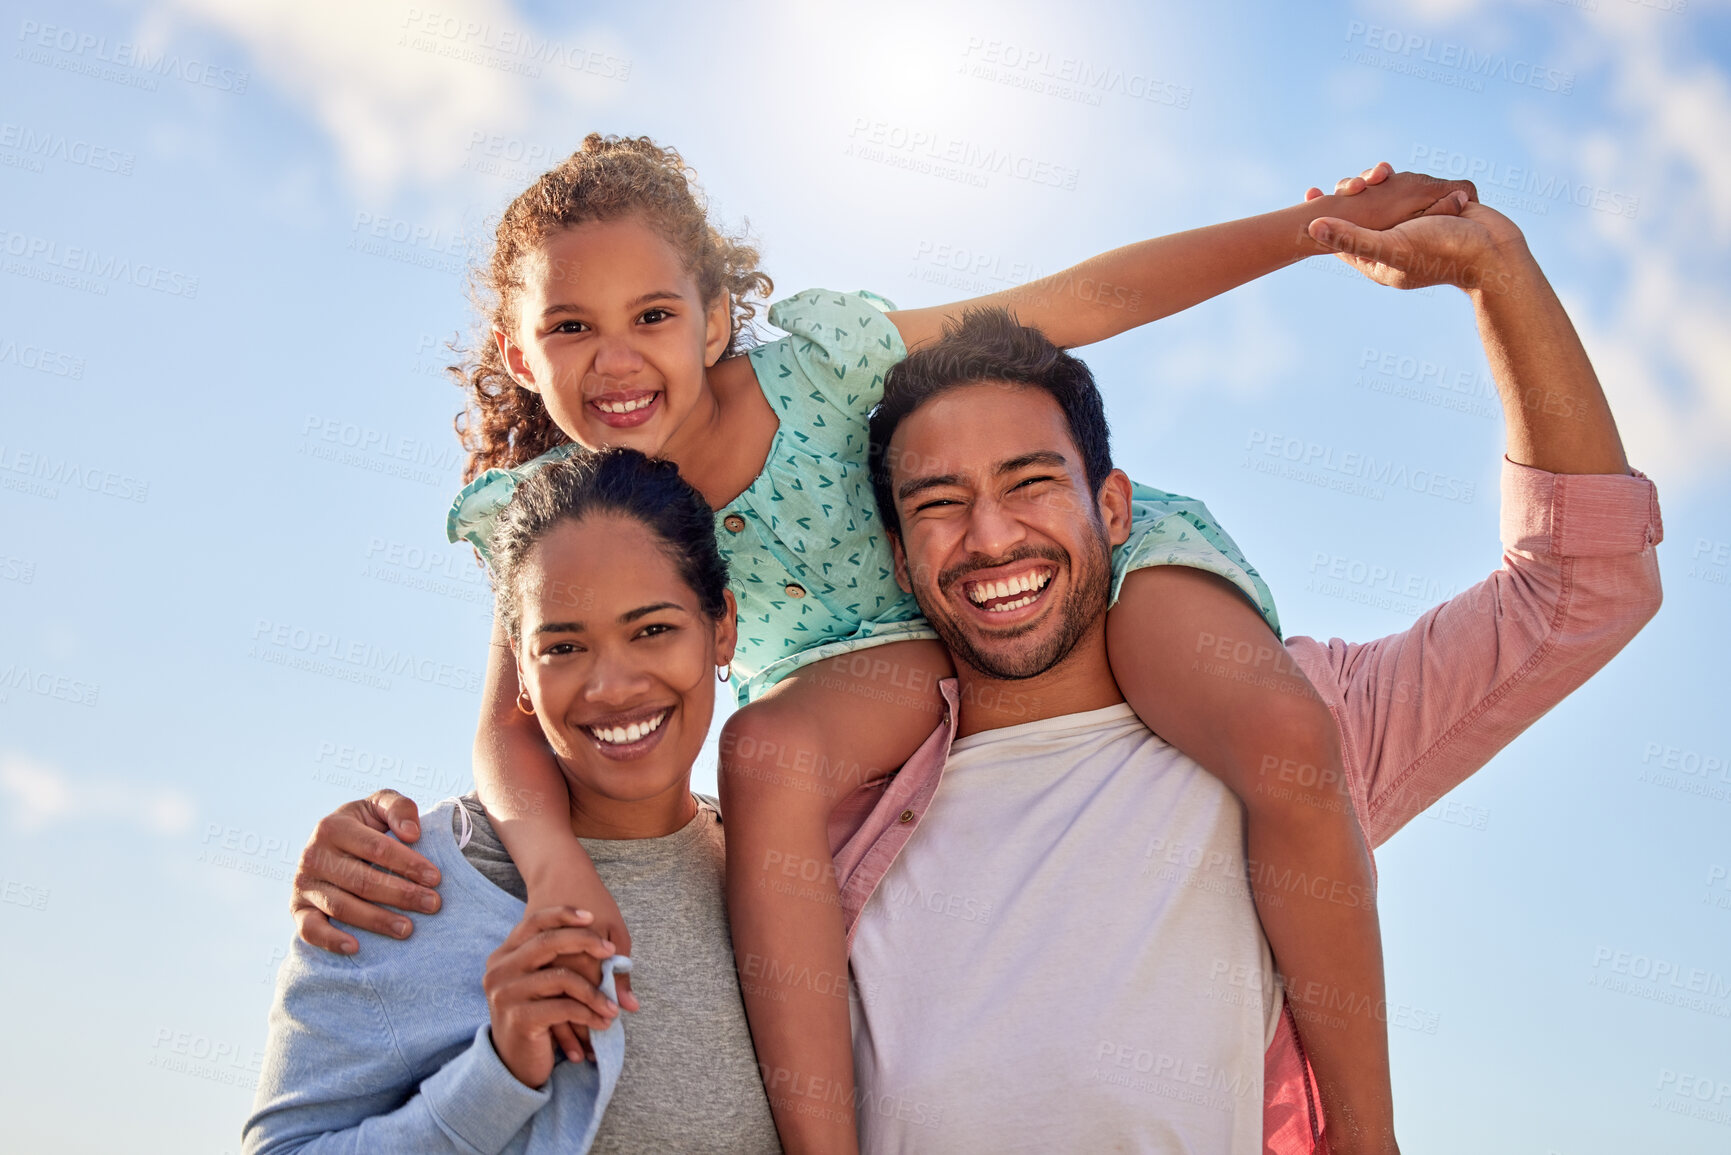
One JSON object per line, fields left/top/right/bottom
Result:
{"left": 290, "top": 790, "right": 443, "bottom": 954}
{"left": 1303, "top": 161, "right": 1479, "bottom": 236}
{"left": 484, "top": 906, "right": 622, "bottom": 1089}
{"left": 524, "top": 880, "right": 640, "bottom": 1063}
{"left": 1307, "top": 160, "right": 1398, "bottom": 200}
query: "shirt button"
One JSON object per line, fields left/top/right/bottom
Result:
{"left": 723, "top": 515, "right": 746, "bottom": 533}
{"left": 898, "top": 809, "right": 915, "bottom": 824}
{"left": 784, "top": 583, "right": 806, "bottom": 598}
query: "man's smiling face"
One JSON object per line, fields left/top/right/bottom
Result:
{"left": 885, "top": 381, "right": 1131, "bottom": 681}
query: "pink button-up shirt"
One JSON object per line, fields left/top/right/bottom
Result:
{"left": 824, "top": 459, "right": 1664, "bottom": 1154}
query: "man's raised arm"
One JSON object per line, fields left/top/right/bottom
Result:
{"left": 1283, "top": 200, "right": 1662, "bottom": 847}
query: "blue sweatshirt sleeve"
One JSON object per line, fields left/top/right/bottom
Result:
{"left": 242, "top": 939, "right": 631, "bottom": 1154}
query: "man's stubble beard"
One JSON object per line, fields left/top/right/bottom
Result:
{"left": 913, "top": 525, "right": 1114, "bottom": 683}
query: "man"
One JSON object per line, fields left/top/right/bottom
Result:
{"left": 821, "top": 195, "right": 1660, "bottom": 1152}
{"left": 288, "top": 198, "right": 1662, "bottom": 1152}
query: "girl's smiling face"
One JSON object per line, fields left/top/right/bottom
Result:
{"left": 512, "top": 511, "right": 736, "bottom": 833}
{"left": 497, "top": 216, "right": 732, "bottom": 458}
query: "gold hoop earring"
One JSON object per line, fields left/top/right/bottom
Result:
{"left": 716, "top": 664, "right": 731, "bottom": 683}
{"left": 515, "top": 688, "right": 535, "bottom": 715}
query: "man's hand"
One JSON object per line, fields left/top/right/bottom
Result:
{"left": 1307, "top": 197, "right": 1532, "bottom": 294}
{"left": 1311, "top": 189, "right": 1628, "bottom": 475}
{"left": 290, "top": 790, "right": 442, "bottom": 954}
{"left": 484, "top": 906, "right": 623, "bottom": 1089}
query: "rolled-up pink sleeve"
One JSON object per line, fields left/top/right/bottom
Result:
{"left": 1287, "top": 458, "right": 1664, "bottom": 850}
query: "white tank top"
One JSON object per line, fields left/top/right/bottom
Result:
{"left": 850, "top": 703, "right": 1281, "bottom": 1154}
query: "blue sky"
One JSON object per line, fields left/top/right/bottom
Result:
{"left": 2, "top": 0, "right": 1728, "bottom": 1151}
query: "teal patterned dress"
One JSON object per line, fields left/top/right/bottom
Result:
{"left": 449, "top": 289, "right": 1279, "bottom": 705}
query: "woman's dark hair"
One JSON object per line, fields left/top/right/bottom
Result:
{"left": 489, "top": 447, "right": 730, "bottom": 639}
{"left": 866, "top": 308, "right": 1113, "bottom": 534}
{"left": 453, "top": 133, "right": 775, "bottom": 483}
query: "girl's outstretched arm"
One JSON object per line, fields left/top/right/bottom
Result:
{"left": 476, "top": 615, "right": 638, "bottom": 1054}
{"left": 887, "top": 162, "right": 1476, "bottom": 351}
{"left": 1106, "top": 567, "right": 1396, "bottom": 1155}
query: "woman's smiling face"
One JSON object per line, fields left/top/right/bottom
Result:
{"left": 512, "top": 511, "right": 736, "bottom": 825}
{"left": 497, "top": 216, "right": 732, "bottom": 459}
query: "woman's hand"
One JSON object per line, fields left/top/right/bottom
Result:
{"left": 484, "top": 906, "right": 623, "bottom": 1089}
{"left": 289, "top": 790, "right": 442, "bottom": 954}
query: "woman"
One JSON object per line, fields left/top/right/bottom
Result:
{"left": 244, "top": 448, "right": 781, "bottom": 1154}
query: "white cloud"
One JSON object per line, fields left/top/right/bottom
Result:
{"left": 0, "top": 753, "right": 196, "bottom": 836}
{"left": 1374, "top": 0, "right": 1731, "bottom": 487}
{"left": 151, "top": 0, "right": 629, "bottom": 197}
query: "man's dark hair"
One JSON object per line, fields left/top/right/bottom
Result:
{"left": 867, "top": 308, "right": 1113, "bottom": 534}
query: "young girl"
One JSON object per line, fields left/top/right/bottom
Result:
{"left": 303, "top": 135, "right": 1471, "bottom": 1153}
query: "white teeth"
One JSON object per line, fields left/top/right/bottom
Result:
{"left": 596, "top": 395, "right": 654, "bottom": 414}
{"left": 588, "top": 709, "right": 669, "bottom": 746}
{"left": 987, "top": 593, "right": 1037, "bottom": 613}
{"left": 966, "top": 569, "right": 1052, "bottom": 605}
